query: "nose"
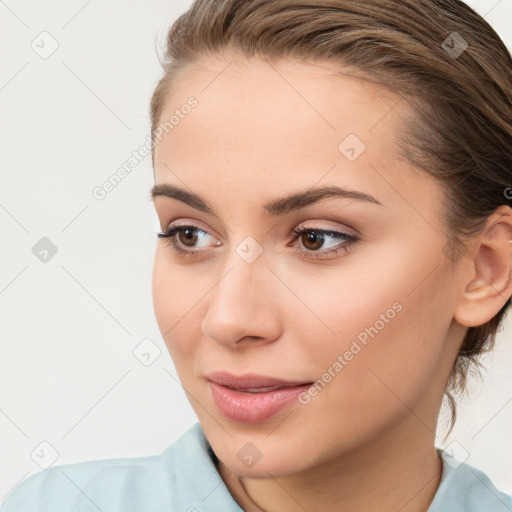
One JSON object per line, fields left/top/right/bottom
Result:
{"left": 201, "top": 253, "right": 282, "bottom": 348}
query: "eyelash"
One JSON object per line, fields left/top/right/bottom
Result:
{"left": 157, "top": 223, "right": 358, "bottom": 260}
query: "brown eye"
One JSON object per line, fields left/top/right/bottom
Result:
{"left": 291, "top": 227, "right": 358, "bottom": 260}
{"left": 300, "top": 231, "right": 326, "bottom": 251}
{"left": 157, "top": 224, "right": 220, "bottom": 257}
{"left": 178, "top": 227, "right": 200, "bottom": 247}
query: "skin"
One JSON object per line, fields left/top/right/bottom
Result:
{"left": 150, "top": 54, "right": 512, "bottom": 512}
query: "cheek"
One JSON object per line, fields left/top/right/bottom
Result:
{"left": 152, "top": 249, "right": 175, "bottom": 334}
{"left": 290, "top": 246, "right": 453, "bottom": 406}
{"left": 152, "top": 249, "right": 199, "bottom": 360}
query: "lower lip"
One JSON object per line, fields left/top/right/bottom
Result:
{"left": 209, "top": 381, "right": 313, "bottom": 423}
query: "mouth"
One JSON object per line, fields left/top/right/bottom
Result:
{"left": 222, "top": 385, "right": 293, "bottom": 393}
{"left": 206, "top": 371, "right": 314, "bottom": 423}
{"left": 205, "top": 371, "right": 312, "bottom": 390}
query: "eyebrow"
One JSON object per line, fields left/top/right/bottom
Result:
{"left": 150, "top": 183, "right": 382, "bottom": 217}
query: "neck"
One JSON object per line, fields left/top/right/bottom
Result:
{"left": 217, "top": 414, "right": 443, "bottom": 512}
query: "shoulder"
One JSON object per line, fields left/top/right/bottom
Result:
{"left": 0, "top": 450, "right": 165, "bottom": 512}
{"left": 429, "top": 453, "right": 512, "bottom": 512}
{"left": 0, "top": 423, "right": 215, "bottom": 512}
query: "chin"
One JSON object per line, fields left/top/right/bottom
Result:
{"left": 201, "top": 420, "right": 321, "bottom": 478}
{"left": 219, "top": 448, "right": 306, "bottom": 479}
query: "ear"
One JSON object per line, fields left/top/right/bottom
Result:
{"left": 454, "top": 206, "right": 512, "bottom": 328}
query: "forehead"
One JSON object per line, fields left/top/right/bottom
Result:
{"left": 152, "top": 55, "right": 440, "bottom": 221}
{"left": 157, "top": 58, "right": 398, "bottom": 154}
{"left": 157, "top": 55, "right": 403, "bottom": 136}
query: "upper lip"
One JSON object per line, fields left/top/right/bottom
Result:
{"left": 206, "top": 371, "right": 312, "bottom": 390}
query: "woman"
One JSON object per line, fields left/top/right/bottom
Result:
{"left": 2, "top": 0, "right": 512, "bottom": 510}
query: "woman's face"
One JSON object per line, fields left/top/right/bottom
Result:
{"left": 151, "top": 56, "right": 466, "bottom": 477}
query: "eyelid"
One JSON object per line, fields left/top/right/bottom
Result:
{"left": 293, "top": 219, "right": 358, "bottom": 238}
{"left": 159, "top": 218, "right": 356, "bottom": 244}
{"left": 157, "top": 219, "right": 359, "bottom": 260}
{"left": 156, "top": 221, "right": 221, "bottom": 257}
{"left": 162, "top": 218, "right": 222, "bottom": 241}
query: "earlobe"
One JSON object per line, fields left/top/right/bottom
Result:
{"left": 453, "top": 207, "right": 512, "bottom": 328}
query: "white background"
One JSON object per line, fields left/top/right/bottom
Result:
{"left": 0, "top": 0, "right": 511, "bottom": 502}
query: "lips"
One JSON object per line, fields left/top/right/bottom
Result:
{"left": 205, "top": 371, "right": 311, "bottom": 391}
{"left": 206, "top": 371, "right": 314, "bottom": 423}
{"left": 234, "top": 386, "right": 285, "bottom": 393}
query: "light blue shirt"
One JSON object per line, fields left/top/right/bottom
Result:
{"left": 1, "top": 422, "right": 511, "bottom": 511}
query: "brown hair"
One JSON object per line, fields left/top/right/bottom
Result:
{"left": 149, "top": 0, "right": 512, "bottom": 433}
